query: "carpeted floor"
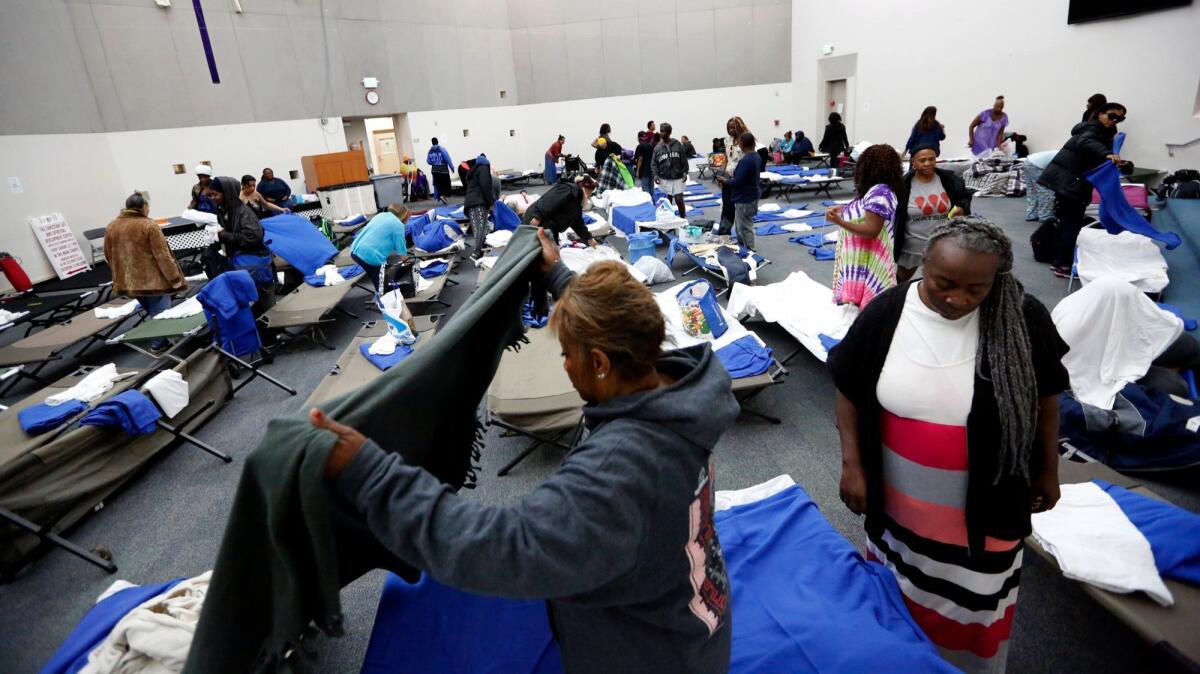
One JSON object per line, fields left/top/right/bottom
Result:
{"left": 1, "top": 174, "right": 1196, "bottom": 674}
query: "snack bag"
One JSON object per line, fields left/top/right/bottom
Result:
{"left": 676, "top": 280, "right": 727, "bottom": 340}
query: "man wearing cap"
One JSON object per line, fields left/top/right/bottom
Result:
{"left": 189, "top": 164, "right": 217, "bottom": 214}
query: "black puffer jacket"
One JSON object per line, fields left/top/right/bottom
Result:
{"left": 211, "top": 175, "right": 269, "bottom": 257}
{"left": 1038, "top": 121, "right": 1133, "bottom": 203}
{"left": 895, "top": 167, "right": 973, "bottom": 255}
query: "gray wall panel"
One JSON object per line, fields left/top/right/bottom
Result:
{"left": 0, "top": 0, "right": 787, "bottom": 134}
{"left": 638, "top": 15, "right": 681, "bottom": 95}
{"left": 563, "top": 21, "right": 607, "bottom": 101}
{"left": 710, "top": 5, "right": 752, "bottom": 88}
{"left": 601, "top": 17, "right": 643, "bottom": 97}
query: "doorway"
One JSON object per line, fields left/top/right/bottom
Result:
{"left": 826, "top": 79, "right": 847, "bottom": 123}
{"left": 815, "top": 53, "right": 857, "bottom": 144}
{"left": 373, "top": 130, "right": 401, "bottom": 174}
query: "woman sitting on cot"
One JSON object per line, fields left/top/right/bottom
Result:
{"left": 314, "top": 232, "right": 740, "bottom": 674}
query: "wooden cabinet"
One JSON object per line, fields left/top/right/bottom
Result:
{"left": 300, "top": 150, "right": 370, "bottom": 192}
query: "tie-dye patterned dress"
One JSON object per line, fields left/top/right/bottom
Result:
{"left": 832, "top": 183, "right": 898, "bottom": 308}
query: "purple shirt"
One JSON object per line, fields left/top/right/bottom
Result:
{"left": 971, "top": 109, "right": 1008, "bottom": 155}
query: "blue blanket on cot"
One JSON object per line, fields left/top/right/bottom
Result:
{"left": 433, "top": 204, "right": 466, "bottom": 220}
{"left": 18, "top": 400, "right": 88, "bottom": 435}
{"left": 79, "top": 390, "right": 161, "bottom": 435}
{"left": 410, "top": 215, "right": 463, "bottom": 252}
{"left": 685, "top": 183, "right": 709, "bottom": 193}
{"left": 790, "top": 233, "right": 828, "bottom": 248}
{"left": 767, "top": 165, "right": 831, "bottom": 177}
{"left": 418, "top": 261, "right": 449, "bottom": 279}
{"left": 714, "top": 335, "right": 772, "bottom": 378}
{"left": 260, "top": 214, "right": 337, "bottom": 276}
{"left": 690, "top": 200, "right": 722, "bottom": 208}
{"left": 357, "top": 485, "right": 954, "bottom": 674}
{"left": 811, "top": 247, "right": 835, "bottom": 261}
{"left": 818, "top": 333, "right": 842, "bottom": 353}
{"left": 1085, "top": 162, "right": 1181, "bottom": 250}
{"left": 1094, "top": 480, "right": 1200, "bottom": 586}
{"left": 358, "top": 343, "right": 414, "bottom": 371}
{"left": 40, "top": 578, "right": 186, "bottom": 674}
{"left": 337, "top": 213, "right": 367, "bottom": 227}
{"left": 303, "top": 264, "right": 365, "bottom": 287}
{"left": 755, "top": 223, "right": 792, "bottom": 236}
{"left": 754, "top": 212, "right": 817, "bottom": 223}
{"left": 610, "top": 202, "right": 657, "bottom": 236}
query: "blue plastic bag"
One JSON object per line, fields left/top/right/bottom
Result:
{"left": 676, "top": 280, "right": 727, "bottom": 339}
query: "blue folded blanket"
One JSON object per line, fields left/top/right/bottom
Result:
{"left": 358, "top": 343, "right": 415, "bottom": 371}
{"left": 304, "top": 264, "right": 365, "bottom": 287}
{"left": 18, "top": 400, "right": 88, "bottom": 435}
{"left": 419, "top": 261, "right": 449, "bottom": 279}
{"left": 1094, "top": 479, "right": 1200, "bottom": 586}
{"left": 755, "top": 223, "right": 792, "bottom": 236}
{"left": 582, "top": 213, "right": 597, "bottom": 225}
{"left": 690, "top": 200, "right": 722, "bottom": 208}
{"left": 790, "top": 234, "right": 828, "bottom": 248}
{"left": 79, "top": 390, "right": 161, "bottom": 436}
{"left": 715, "top": 335, "right": 773, "bottom": 379}
{"left": 810, "top": 248, "right": 835, "bottom": 261}
{"left": 337, "top": 214, "right": 368, "bottom": 227}
{"left": 260, "top": 213, "right": 338, "bottom": 276}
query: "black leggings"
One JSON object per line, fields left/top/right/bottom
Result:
{"left": 1052, "top": 195, "right": 1088, "bottom": 267}
{"left": 719, "top": 183, "right": 735, "bottom": 234}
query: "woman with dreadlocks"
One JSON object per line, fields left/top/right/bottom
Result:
{"left": 828, "top": 217, "right": 1069, "bottom": 673}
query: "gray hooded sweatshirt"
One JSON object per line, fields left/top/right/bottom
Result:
{"left": 334, "top": 264, "right": 740, "bottom": 674}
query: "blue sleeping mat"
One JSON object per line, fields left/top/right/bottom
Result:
{"left": 359, "top": 485, "right": 954, "bottom": 674}
{"left": 610, "top": 202, "right": 657, "bottom": 236}
{"left": 260, "top": 213, "right": 337, "bottom": 276}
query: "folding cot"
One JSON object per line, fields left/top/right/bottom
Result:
{"left": 110, "top": 302, "right": 295, "bottom": 397}
{"left": 303, "top": 316, "right": 440, "bottom": 408}
{"left": 0, "top": 349, "right": 232, "bottom": 579}
{"left": 666, "top": 238, "right": 770, "bottom": 293}
{"left": 260, "top": 270, "right": 370, "bottom": 349}
{"left": 1026, "top": 457, "right": 1200, "bottom": 669}
{"left": 1068, "top": 226, "right": 1170, "bottom": 295}
{"left": 764, "top": 173, "right": 847, "bottom": 202}
{"left": 498, "top": 169, "right": 544, "bottom": 188}
{"left": 330, "top": 214, "right": 370, "bottom": 247}
{"left": 0, "top": 290, "right": 100, "bottom": 336}
{"left": 491, "top": 283, "right": 786, "bottom": 475}
{"left": 727, "top": 270, "right": 860, "bottom": 364}
{"left": 0, "top": 299, "right": 145, "bottom": 396}
{"left": 32, "top": 264, "right": 114, "bottom": 305}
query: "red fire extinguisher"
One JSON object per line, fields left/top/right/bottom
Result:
{"left": 0, "top": 252, "right": 33, "bottom": 293}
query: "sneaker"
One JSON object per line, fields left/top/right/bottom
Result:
{"left": 1050, "top": 265, "right": 1071, "bottom": 279}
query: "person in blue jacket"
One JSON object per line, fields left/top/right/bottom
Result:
{"left": 351, "top": 204, "right": 410, "bottom": 290}
{"left": 426, "top": 138, "right": 454, "bottom": 205}
{"left": 904, "top": 106, "right": 946, "bottom": 156}
{"left": 716, "top": 131, "right": 762, "bottom": 249}
{"left": 315, "top": 236, "right": 740, "bottom": 674}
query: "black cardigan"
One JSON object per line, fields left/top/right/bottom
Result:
{"left": 827, "top": 282, "right": 1069, "bottom": 555}
{"left": 895, "top": 168, "right": 973, "bottom": 257}
{"left": 522, "top": 182, "right": 590, "bottom": 242}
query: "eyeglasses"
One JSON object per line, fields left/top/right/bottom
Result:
{"left": 1105, "top": 113, "right": 1126, "bottom": 123}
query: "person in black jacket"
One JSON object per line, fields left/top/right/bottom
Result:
{"left": 464, "top": 154, "right": 497, "bottom": 260}
{"left": 205, "top": 175, "right": 275, "bottom": 316}
{"left": 895, "top": 144, "right": 972, "bottom": 281}
{"left": 522, "top": 175, "right": 599, "bottom": 246}
{"left": 819, "top": 112, "right": 850, "bottom": 157}
{"left": 1037, "top": 102, "right": 1130, "bottom": 276}
{"left": 830, "top": 217, "right": 1068, "bottom": 671}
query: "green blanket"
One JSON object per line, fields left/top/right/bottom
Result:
{"left": 184, "top": 226, "right": 544, "bottom": 673}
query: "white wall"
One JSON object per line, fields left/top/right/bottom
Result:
{"left": 0, "top": 134, "right": 124, "bottom": 290}
{"left": 790, "top": 0, "right": 1200, "bottom": 170}
{"left": 407, "top": 83, "right": 795, "bottom": 174}
{"left": 0, "top": 118, "right": 347, "bottom": 290}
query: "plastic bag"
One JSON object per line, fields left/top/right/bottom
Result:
{"left": 378, "top": 289, "right": 417, "bottom": 346}
{"left": 634, "top": 256, "right": 675, "bottom": 285}
{"left": 676, "top": 280, "right": 727, "bottom": 340}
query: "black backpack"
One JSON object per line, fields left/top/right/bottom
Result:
{"left": 1030, "top": 218, "right": 1059, "bottom": 263}
{"left": 382, "top": 253, "right": 417, "bottom": 298}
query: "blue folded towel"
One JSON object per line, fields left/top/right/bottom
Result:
{"left": 419, "top": 261, "right": 449, "bottom": 279}
{"left": 790, "top": 234, "right": 828, "bottom": 248}
{"left": 690, "top": 200, "right": 722, "bottom": 208}
{"left": 810, "top": 247, "right": 835, "bottom": 261}
{"left": 755, "top": 223, "right": 791, "bottom": 236}
{"left": 715, "top": 335, "right": 773, "bottom": 379}
{"left": 18, "top": 400, "right": 88, "bottom": 435}
{"left": 79, "top": 390, "right": 161, "bottom": 436}
{"left": 304, "top": 264, "right": 365, "bottom": 287}
{"left": 818, "top": 333, "right": 842, "bottom": 353}
{"left": 359, "top": 343, "right": 415, "bottom": 371}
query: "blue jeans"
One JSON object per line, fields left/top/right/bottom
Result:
{"left": 639, "top": 174, "right": 653, "bottom": 195}
{"left": 138, "top": 295, "right": 173, "bottom": 350}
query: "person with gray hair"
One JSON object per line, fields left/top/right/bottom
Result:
{"left": 827, "top": 216, "right": 1070, "bottom": 672}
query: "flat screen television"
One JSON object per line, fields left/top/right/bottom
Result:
{"left": 1069, "top": 0, "right": 1192, "bottom": 24}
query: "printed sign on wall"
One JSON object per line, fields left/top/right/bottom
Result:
{"left": 28, "top": 213, "right": 90, "bottom": 280}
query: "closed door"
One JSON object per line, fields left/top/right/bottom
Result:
{"left": 374, "top": 131, "right": 401, "bottom": 174}
{"left": 827, "top": 79, "right": 847, "bottom": 121}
